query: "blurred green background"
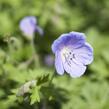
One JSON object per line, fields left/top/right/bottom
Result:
{"left": 0, "top": 0, "right": 109, "bottom": 109}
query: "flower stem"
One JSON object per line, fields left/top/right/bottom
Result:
{"left": 30, "top": 36, "right": 39, "bottom": 67}
{"left": 49, "top": 70, "right": 56, "bottom": 85}
{"left": 30, "top": 36, "right": 36, "bottom": 55}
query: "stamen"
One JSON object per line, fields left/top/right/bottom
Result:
{"left": 70, "top": 58, "right": 72, "bottom": 60}
{"left": 73, "top": 54, "right": 75, "bottom": 58}
{"left": 69, "top": 52, "right": 72, "bottom": 55}
{"left": 61, "top": 47, "right": 76, "bottom": 67}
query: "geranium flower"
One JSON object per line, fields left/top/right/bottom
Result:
{"left": 51, "top": 32, "right": 93, "bottom": 78}
{"left": 44, "top": 55, "right": 54, "bottom": 67}
{"left": 19, "top": 16, "right": 43, "bottom": 38}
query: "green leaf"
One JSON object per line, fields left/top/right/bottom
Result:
{"left": 30, "top": 86, "right": 40, "bottom": 105}
{"left": 37, "top": 74, "right": 49, "bottom": 85}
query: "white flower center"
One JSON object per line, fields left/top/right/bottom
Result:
{"left": 61, "top": 47, "right": 75, "bottom": 66}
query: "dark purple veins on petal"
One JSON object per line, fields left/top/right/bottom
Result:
{"left": 63, "top": 50, "right": 77, "bottom": 67}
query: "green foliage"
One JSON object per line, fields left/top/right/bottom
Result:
{"left": 0, "top": 0, "right": 109, "bottom": 109}
{"left": 30, "top": 86, "right": 40, "bottom": 104}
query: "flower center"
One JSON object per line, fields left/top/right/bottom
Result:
{"left": 61, "top": 47, "right": 75, "bottom": 66}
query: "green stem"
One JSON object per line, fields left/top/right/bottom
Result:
{"left": 49, "top": 70, "right": 56, "bottom": 85}
{"left": 30, "top": 36, "right": 36, "bottom": 55}
{"left": 30, "top": 36, "right": 39, "bottom": 67}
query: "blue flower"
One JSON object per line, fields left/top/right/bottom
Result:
{"left": 52, "top": 32, "right": 93, "bottom": 78}
{"left": 44, "top": 55, "right": 54, "bottom": 67}
{"left": 20, "top": 16, "right": 43, "bottom": 38}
